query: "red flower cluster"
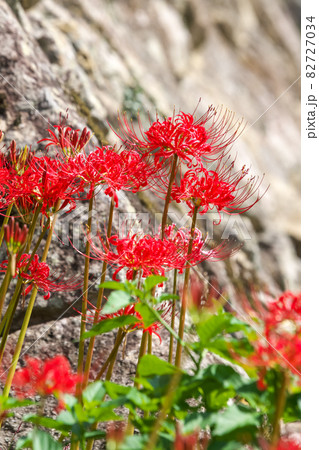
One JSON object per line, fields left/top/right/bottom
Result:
{"left": 12, "top": 355, "right": 81, "bottom": 405}
{"left": 1, "top": 124, "right": 155, "bottom": 221}
{"left": 86, "top": 225, "right": 241, "bottom": 281}
{"left": 38, "top": 124, "right": 92, "bottom": 158}
{"left": 170, "top": 163, "right": 264, "bottom": 218}
{"left": 113, "top": 106, "right": 244, "bottom": 166}
{"left": 4, "top": 217, "right": 28, "bottom": 256}
{"left": 241, "top": 291, "right": 301, "bottom": 383}
{"left": 0, "top": 254, "right": 79, "bottom": 299}
{"left": 63, "top": 145, "right": 151, "bottom": 205}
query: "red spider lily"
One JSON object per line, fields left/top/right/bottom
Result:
{"left": 259, "top": 436, "right": 301, "bottom": 450}
{"left": 169, "top": 162, "right": 264, "bottom": 219}
{"left": 0, "top": 254, "right": 80, "bottom": 299}
{"left": 239, "top": 291, "right": 301, "bottom": 381}
{"left": 84, "top": 225, "right": 240, "bottom": 282}
{"left": 4, "top": 155, "right": 84, "bottom": 219}
{"left": 4, "top": 217, "right": 28, "bottom": 255}
{"left": 3, "top": 218, "right": 28, "bottom": 275}
{"left": 62, "top": 145, "right": 152, "bottom": 204}
{"left": 12, "top": 355, "right": 81, "bottom": 407}
{"left": 112, "top": 105, "right": 244, "bottom": 166}
{"left": 174, "top": 424, "right": 209, "bottom": 450}
{"left": 38, "top": 124, "right": 91, "bottom": 158}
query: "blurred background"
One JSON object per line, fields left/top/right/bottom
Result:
{"left": 0, "top": 0, "right": 300, "bottom": 321}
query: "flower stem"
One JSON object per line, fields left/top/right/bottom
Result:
{"left": 0, "top": 264, "right": 12, "bottom": 320}
{"left": 168, "top": 269, "right": 177, "bottom": 363}
{"left": 94, "top": 328, "right": 125, "bottom": 381}
{"left": 1, "top": 208, "right": 58, "bottom": 401}
{"left": 134, "top": 332, "right": 148, "bottom": 389}
{"left": 161, "top": 154, "right": 178, "bottom": 239}
{"left": 175, "top": 205, "right": 199, "bottom": 368}
{"left": 270, "top": 370, "right": 289, "bottom": 449}
{"left": 0, "top": 204, "right": 13, "bottom": 249}
{"left": 82, "top": 198, "right": 114, "bottom": 389}
{"left": 144, "top": 371, "right": 182, "bottom": 450}
{"left": 77, "top": 196, "right": 94, "bottom": 393}
{"left": 0, "top": 211, "right": 49, "bottom": 366}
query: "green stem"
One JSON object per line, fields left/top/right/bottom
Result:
{"left": 0, "top": 204, "right": 13, "bottom": 249}
{"left": 82, "top": 198, "right": 114, "bottom": 389}
{"left": 0, "top": 211, "right": 48, "bottom": 366}
{"left": 144, "top": 371, "right": 182, "bottom": 450}
{"left": 1, "top": 209, "right": 57, "bottom": 401}
{"left": 77, "top": 197, "right": 94, "bottom": 393}
{"left": 270, "top": 370, "right": 289, "bottom": 449}
{"left": 85, "top": 329, "right": 125, "bottom": 450}
{"left": 134, "top": 332, "right": 148, "bottom": 389}
{"left": 147, "top": 333, "right": 152, "bottom": 355}
{"left": 175, "top": 205, "right": 199, "bottom": 368}
{"left": 168, "top": 269, "right": 177, "bottom": 363}
{"left": 161, "top": 154, "right": 178, "bottom": 239}
{"left": 0, "top": 265, "right": 12, "bottom": 320}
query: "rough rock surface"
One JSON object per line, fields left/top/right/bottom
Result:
{"left": 0, "top": 0, "right": 300, "bottom": 446}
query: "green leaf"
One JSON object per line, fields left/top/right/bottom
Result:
{"left": 197, "top": 312, "right": 252, "bottom": 346}
{"left": 134, "top": 303, "right": 157, "bottom": 328}
{"left": 0, "top": 396, "right": 35, "bottom": 410}
{"left": 101, "top": 291, "right": 133, "bottom": 314}
{"left": 16, "top": 433, "right": 33, "bottom": 450}
{"left": 158, "top": 293, "right": 179, "bottom": 302}
{"left": 99, "top": 281, "right": 125, "bottom": 290}
{"left": 83, "top": 381, "right": 106, "bottom": 404}
{"left": 82, "top": 315, "right": 139, "bottom": 339}
{"left": 23, "top": 414, "right": 71, "bottom": 432}
{"left": 144, "top": 275, "right": 167, "bottom": 292}
{"left": 32, "top": 429, "right": 63, "bottom": 450}
{"left": 283, "top": 391, "right": 301, "bottom": 422}
{"left": 138, "top": 354, "right": 179, "bottom": 377}
{"left": 182, "top": 411, "right": 219, "bottom": 434}
{"left": 212, "top": 404, "right": 260, "bottom": 437}
{"left": 104, "top": 381, "right": 131, "bottom": 398}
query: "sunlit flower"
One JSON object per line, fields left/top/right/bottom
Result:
{"left": 239, "top": 291, "right": 301, "bottom": 381}
{"left": 85, "top": 225, "right": 241, "bottom": 281}
{"left": 12, "top": 355, "right": 81, "bottom": 407}
{"left": 169, "top": 162, "right": 264, "bottom": 219}
{"left": 112, "top": 106, "right": 244, "bottom": 166}
{"left": 0, "top": 254, "right": 80, "bottom": 299}
{"left": 38, "top": 124, "right": 91, "bottom": 158}
{"left": 63, "top": 145, "right": 152, "bottom": 204}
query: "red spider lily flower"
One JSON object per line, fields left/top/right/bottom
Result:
{"left": 2, "top": 140, "right": 36, "bottom": 176}
{"left": 169, "top": 162, "right": 264, "bottom": 219}
{"left": 85, "top": 301, "right": 173, "bottom": 343}
{"left": 239, "top": 291, "right": 301, "bottom": 382}
{"left": 4, "top": 156, "right": 84, "bottom": 219}
{"left": 63, "top": 146, "right": 152, "bottom": 204}
{"left": 160, "top": 224, "right": 242, "bottom": 267}
{"left": 3, "top": 218, "right": 28, "bottom": 275}
{"left": 275, "top": 437, "right": 301, "bottom": 450}
{"left": 112, "top": 105, "right": 244, "bottom": 167}
{"left": 0, "top": 254, "right": 80, "bottom": 299}
{"left": 12, "top": 355, "right": 81, "bottom": 407}
{"left": 259, "top": 436, "right": 301, "bottom": 450}
{"left": 38, "top": 124, "right": 91, "bottom": 158}
{"left": 174, "top": 424, "right": 209, "bottom": 450}
{"left": 4, "top": 217, "right": 28, "bottom": 255}
{"left": 85, "top": 225, "right": 241, "bottom": 281}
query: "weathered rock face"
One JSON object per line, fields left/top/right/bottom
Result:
{"left": 0, "top": 0, "right": 300, "bottom": 326}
